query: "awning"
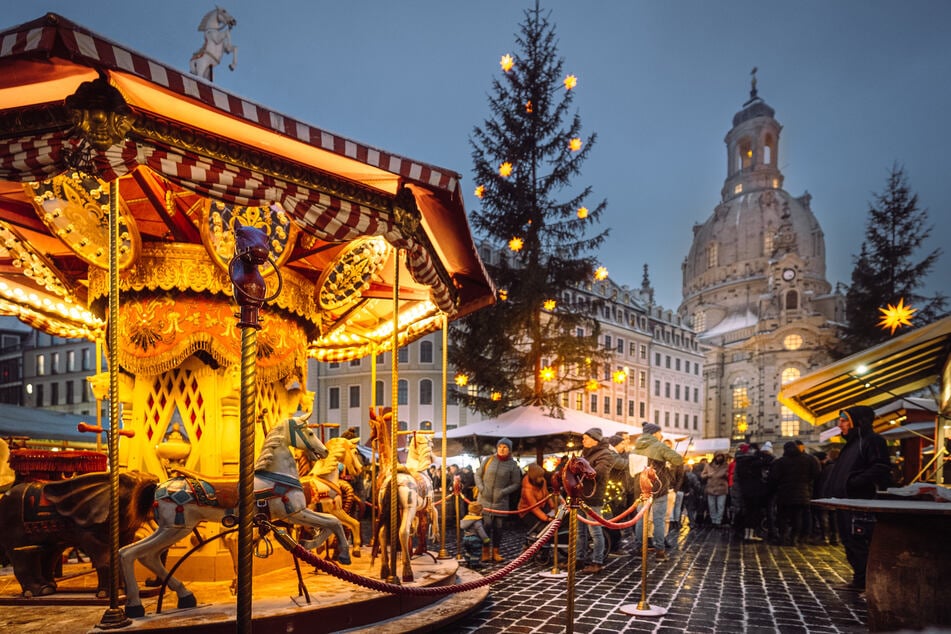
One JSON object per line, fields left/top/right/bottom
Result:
{"left": 778, "top": 315, "right": 951, "bottom": 426}
{"left": 879, "top": 422, "right": 934, "bottom": 440}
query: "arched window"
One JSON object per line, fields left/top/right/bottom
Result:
{"left": 764, "top": 133, "right": 775, "bottom": 165}
{"left": 781, "top": 367, "right": 801, "bottom": 384}
{"left": 419, "top": 340, "right": 434, "bottom": 363}
{"left": 397, "top": 379, "right": 408, "bottom": 405}
{"left": 374, "top": 380, "right": 385, "bottom": 406}
{"left": 739, "top": 139, "right": 753, "bottom": 169}
{"left": 785, "top": 290, "right": 799, "bottom": 310}
{"left": 419, "top": 379, "right": 433, "bottom": 405}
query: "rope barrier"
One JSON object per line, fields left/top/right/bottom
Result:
{"left": 578, "top": 497, "right": 652, "bottom": 530}
{"left": 458, "top": 494, "right": 549, "bottom": 516}
{"left": 254, "top": 510, "right": 565, "bottom": 596}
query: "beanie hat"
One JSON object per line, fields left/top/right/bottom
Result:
{"left": 761, "top": 441, "right": 773, "bottom": 453}
{"left": 642, "top": 422, "right": 661, "bottom": 435}
{"left": 607, "top": 434, "right": 625, "bottom": 447}
{"left": 783, "top": 441, "right": 799, "bottom": 454}
{"left": 497, "top": 438, "right": 513, "bottom": 451}
{"left": 583, "top": 427, "right": 603, "bottom": 442}
{"left": 467, "top": 502, "right": 483, "bottom": 515}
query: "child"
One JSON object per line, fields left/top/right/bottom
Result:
{"left": 460, "top": 502, "right": 491, "bottom": 569}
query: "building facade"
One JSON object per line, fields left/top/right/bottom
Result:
{"left": 679, "top": 83, "right": 844, "bottom": 444}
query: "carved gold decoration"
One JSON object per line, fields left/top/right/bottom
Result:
{"left": 25, "top": 172, "right": 141, "bottom": 270}
{"left": 200, "top": 199, "right": 296, "bottom": 274}
{"left": 316, "top": 236, "right": 390, "bottom": 311}
{"left": 0, "top": 221, "right": 73, "bottom": 299}
{"left": 64, "top": 76, "right": 134, "bottom": 151}
{"left": 392, "top": 186, "right": 421, "bottom": 239}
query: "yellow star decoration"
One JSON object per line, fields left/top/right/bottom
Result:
{"left": 577, "top": 206, "right": 588, "bottom": 219}
{"left": 497, "top": 289, "right": 508, "bottom": 301}
{"left": 474, "top": 184, "right": 485, "bottom": 198}
{"left": 500, "top": 54, "right": 514, "bottom": 73}
{"left": 543, "top": 298, "right": 557, "bottom": 310}
{"left": 594, "top": 266, "right": 608, "bottom": 281}
{"left": 585, "top": 378, "right": 600, "bottom": 392}
{"left": 499, "top": 162, "right": 513, "bottom": 177}
{"left": 490, "top": 391, "right": 502, "bottom": 401}
{"left": 612, "top": 369, "right": 627, "bottom": 384}
{"left": 525, "top": 100, "right": 533, "bottom": 113}
{"left": 540, "top": 366, "right": 556, "bottom": 382}
{"left": 878, "top": 298, "right": 916, "bottom": 334}
{"left": 454, "top": 373, "right": 469, "bottom": 387}
{"left": 569, "top": 137, "right": 583, "bottom": 151}
{"left": 508, "top": 237, "right": 524, "bottom": 252}
{"left": 564, "top": 74, "right": 578, "bottom": 90}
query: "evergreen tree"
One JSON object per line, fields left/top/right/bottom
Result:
{"left": 449, "top": 4, "right": 609, "bottom": 417}
{"left": 839, "top": 165, "right": 946, "bottom": 356}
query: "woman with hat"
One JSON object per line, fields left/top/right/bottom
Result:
{"left": 474, "top": 438, "right": 522, "bottom": 562}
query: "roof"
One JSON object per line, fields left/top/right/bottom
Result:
{"left": 778, "top": 315, "right": 951, "bottom": 426}
{"left": 0, "top": 14, "right": 494, "bottom": 361}
{"left": 0, "top": 402, "right": 92, "bottom": 442}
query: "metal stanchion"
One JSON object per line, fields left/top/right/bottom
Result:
{"left": 619, "top": 497, "right": 667, "bottom": 617}
{"left": 565, "top": 506, "right": 578, "bottom": 634}
{"left": 539, "top": 493, "right": 566, "bottom": 579}
{"left": 454, "top": 477, "right": 464, "bottom": 561}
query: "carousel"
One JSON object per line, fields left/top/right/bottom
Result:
{"left": 0, "top": 12, "right": 498, "bottom": 633}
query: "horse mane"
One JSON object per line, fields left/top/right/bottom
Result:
{"left": 254, "top": 419, "right": 288, "bottom": 471}
{"left": 310, "top": 437, "right": 347, "bottom": 478}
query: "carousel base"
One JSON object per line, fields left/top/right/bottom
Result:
{"left": 0, "top": 553, "right": 488, "bottom": 633}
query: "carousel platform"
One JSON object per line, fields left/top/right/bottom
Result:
{"left": 0, "top": 553, "right": 488, "bottom": 633}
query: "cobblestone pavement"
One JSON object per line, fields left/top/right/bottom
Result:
{"left": 435, "top": 520, "right": 869, "bottom": 633}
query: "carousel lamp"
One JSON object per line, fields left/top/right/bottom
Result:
{"left": 594, "top": 266, "right": 608, "bottom": 281}
{"left": 543, "top": 298, "right": 556, "bottom": 310}
{"left": 585, "top": 378, "right": 600, "bottom": 392}
{"left": 878, "top": 297, "right": 916, "bottom": 334}
{"left": 569, "top": 138, "right": 583, "bottom": 152}
{"left": 474, "top": 184, "right": 485, "bottom": 198}
{"left": 564, "top": 74, "right": 578, "bottom": 90}
{"left": 540, "top": 366, "right": 556, "bottom": 381}
{"left": 454, "top": 373, "right": 469, "bottom": 387}
{"left": 612, "top": 369, "right": 627, "bottom": 384}
{"left": 577, "top": 206, "right": 588, "bottom": 219}
{"left": 499, "top": 162, "right": 513, "bottom": 177}
{"left": 508, "top": 237, "right": 524, "bottom": 252}
{"left": 490, "top": 391, "right": 502, "bottom": 401}
{"left": 500, "top": 54, "right": 514, "bottom": 73}
{"left": 525, "top": 100, "right": 533, "bottom": 113}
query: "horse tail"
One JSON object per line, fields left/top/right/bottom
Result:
{"left": 340, "top": 480, "right": 356, "bottom": 516}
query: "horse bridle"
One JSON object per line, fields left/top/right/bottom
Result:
{"left": 288, "top": 419, "right": 319, "bottom": 454}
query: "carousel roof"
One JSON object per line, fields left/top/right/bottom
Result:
{"left": 0, "top": 13, "right": 494, "bottom": 361}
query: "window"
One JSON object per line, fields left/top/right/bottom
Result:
{"left": 629, "top": 342, "right": 637, "bottom": 356}
{"left": 733, "top": 413, "right": 748, "bottom": 439}
{"left": 616, "top": 338, "right": 624, "bottom": 353}
{"left": 783, "top": 334, "right": 803, "bottom": 351}
{"left": 693, "top": 415, "right": 699, "bottom": 430}
{"left": 81, "top": 348, "right": 92, "bottom": 371}
{"left": 654, "top": 380, "right": 660, "bottom": 397}
{"left": 604, "top": 335, "right": 612, "bottom": 350}
{"left": 664, "top": 411, "right": 670, "bottom": 425}
{"left": 51, "top": 352, "right": 60, "bottom": 374}
{"left": 377, "top": 354, "right": 385, "bottom": 365}
{"left": 66, "top": 380, "right": 75, "bottom": 404}
{"left": 628, "top": 400, "right": 635, "bottom": 417}
{"left": 640, "top": 344, "right": 647, "bottom": 359}
{"left": 694, "top": 387, "right": 699, "bottom": 403}
{"left": 602, "top": 398, "right": 609, "bottom": 415}
{"left": 781, "top": 367, "right": 801, "bottom": 384}
{"left": 590, "top": 394, "right": 597, "bottom": 412}
{"left": 349, "top": 358, "right": 361, "bottom": 367}
{"left": 51, "top": 382, "right": 59, "bottom": 405}
{"left": 654, "top": 410, "right": 660, "bottom": 424}
{"left": 67, "top": 350, "right": 76, "bottom": 372}
{"left": 37, "top": 354, "right": 46, "bottom": 376}
{"left": 665, "top": 355, "right": 671, "bottom": 369}
{"left": 675, "top": 358, "right": 681, "bottom": 372}
{"left": 639, "top": 371, "right": 646, "bottom": 388}
{"left": 419, "top": 379, "right": 433, "bottom": 405}
{"left": 328, "top": 387, "right": 340, "bottom": 409}
{"left": 655, "top": 353, "right": 661, "bottom": 366}
{"left": 674, "top": 413, "right": 680, "bottom": 428}
{"left": 616, "top": 398, "right": 622, "bottom": 416}
{"left": 397, "top": 380, "right": 408, "bottom": 405}
{"left": 764, "top": 232, "right": 773, "bottom": 256}
{"left": 732, "top": 386, "right": 749, "bottom": 409}
{"left": 36, "top": 383, "right": 44, "bottom": 406}
{"left": 781, "top": 406, "right": 800, "bottom": 437}
{"left": 448, "top": 387, "right": 458, "bottom": 405}
{"left": 575, "top": 393, "right": 584, "bottom": 410}
{"left": 420, "top": 420, "right": 433, "bottom": 431}
{"left": 397, "top": 348, "right": 409, "bottom": 364}
{"left": 420, "top": 340, "right": 434, "bottom": 363}
{"left": 664, "top": 382, "right": 670, "bottom": 398}
{"left": 348, "top": 385, "right": 360, "bottom": 408}
{"left": 375, "top": 380, "right": 384, "bottom": 406}
{"left": 785, "top": 290, "right": 799, "bottom": 310}
{"left": 639, "top": 402, "right": 646, "bottom": 418}
{"left": 706, "top": 243, "right": 718, "bottom": 268}
{"left": 674, "top": 384, "right": 680, "bottom": 400}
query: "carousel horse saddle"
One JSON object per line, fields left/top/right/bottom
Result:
{"left": 162, "top": 468, "right": 240, "bottom": 509}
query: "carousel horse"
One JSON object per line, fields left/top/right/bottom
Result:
{"left": 119, "top": 415, "right": 350, "bottom": 618}
{"left": 551, "top": 455, "right": 597, "bottom": 503}
{"left": 302, "top": 436, "right": 365, "bottom": 557}
{"left": 190, "top": 6, "right": 237, "bottom": 81}
{"left": 367, "top": 406, "right": 422, "bottom": 582}
{"left": 404, "top": 431, "right": 439, "bottom": 556}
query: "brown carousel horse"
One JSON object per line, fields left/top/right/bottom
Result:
{"left": 302, "top": 436, "right": 365, "bottom": 557}
{"left": 551, "top": 454, "right": 597, "bottom": 503}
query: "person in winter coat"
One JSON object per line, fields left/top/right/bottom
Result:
{"left": 733, "top": 443, "right": 768, "bottom": 542}
{"left": 768, "top": 441, "right": 821, "bottom": 546}
{"left": 633, "top": 422, "right": 684, "bottom": 561}
{"left": 821, "top": 406, "right": 892, "bottom": 591}
{"left": 576, "top": 427, "right": 621, "bottom": 574}
{"left": 474, "top": 438, "right": 523, "bottom": 562}
{"left": 701, "top": 452, "right": 730, "bottom": 526}
{"left": 460, "top": 502, "right": 492, "bottom": 569}
{"left": 518, "top": 462, "right": 554, "bottom": 526}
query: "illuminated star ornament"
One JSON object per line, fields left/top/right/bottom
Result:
{"left": 500, "top": 54, "right": 514, "bottom": 73}
{"left": 543, "top": 298, "right": 557, "bottom": 310}
{"left": 564, "top": 74, "right": 578, "bottom": 90}
{"left": 499, "top": 162, "right": 513, "bottom": 177}
{"left": 577, "top": 206, "right": 588, "bottom": 219}
{"left": 878, "top": 298, "right": 916, "bottom": 334}
{"left": 594, "top": 266, "right": 608, "bottom": 281}
{"left": 569, "top": 137, "right": 583, "bottom": 151}
{"left": 540, "top": 366, "right": 556, "bottom": 382}
{"left": 508, "top": 237, "right": 524, "bottom": 252}
{"left": 474, "top": 184, "right": 485, "bottom": 199}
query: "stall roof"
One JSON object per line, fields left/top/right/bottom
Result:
{"left": 0, "top": 402, "right": 92, "bottom": 442}
{"left": 778, "top": 315, "right": 951, "bottom": 426}
{"left": 0, "top": 14, "right": 494, "bottom": 361}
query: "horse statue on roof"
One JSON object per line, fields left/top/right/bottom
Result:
{"left": 119, "top": 414, "right": 350, "bottom": 619}
{"left": 190, "top": 6, "right": 237, "bottom": 81}
{"left": 302, "top": 436, "right": 365, "bottom": 558}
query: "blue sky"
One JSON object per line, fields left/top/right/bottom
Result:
{"left": 7, "top": 1, "right": 949, "bottom": 310}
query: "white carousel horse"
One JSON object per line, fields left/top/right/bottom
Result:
{"left": 190, "top": 6, "right": 237, "bottom": 81}
{"left": 404, "top": 431, "right": 439, "bottom": 555}
{"left": 119, "top": 415, "right": 350, "bottom": 618}
{"left": 302, "top": 436, "right": 365, "bottom": 557}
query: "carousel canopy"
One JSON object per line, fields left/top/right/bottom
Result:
{"left": 0, "top": 14, "right": 494, "bottom": 362}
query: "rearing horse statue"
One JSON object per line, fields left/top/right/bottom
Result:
{"left": 190, "top": 6, "right": 237, "bottom": 81}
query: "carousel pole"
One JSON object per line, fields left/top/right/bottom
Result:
{"left": 97, "top": 180, "right": 131, "bottom": 629}
{"left": 438, "top": 313, "right": 449, "bottom": 559}
{"left": 370, "top": 345, "right": 378, "bottom": 540}
{"left": 387, "top": 249, "right": 402, "bottom": 584}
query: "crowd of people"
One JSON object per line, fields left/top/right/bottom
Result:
{"left": 434, "top": 408, "right": 892, "bottom": 590}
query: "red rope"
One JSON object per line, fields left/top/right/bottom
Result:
{"left": 577, "top": 497, "right": 652, "bottom": 530}
{"left": 257, "top": 512, "right": 564, "bottom": 596}
{"left": 459, "top": 494, "right": 549, "bottom": 516}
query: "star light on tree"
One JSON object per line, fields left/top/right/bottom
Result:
{"left": 500, "top": 54, "right": 514, "bottom": 73}
{"left": 594, "top": 266, "right": 608, "bottom": 281}
{"left": 454, "top": 373, "right": 469, "bottom": 387}
{"left": 577, "top": 206, "right": 588, "bottom": 219}
{"left": 878, "top": 297, "right": 916, "bottom": 334}
{"left": 540, "top": 366, "right": 556, "bottom": 381}
{"left": 490, "top": 391, "right": 502, "bottom": 401}
{"left": 569, "top": 137, "right": 583, "bottom": 151}
{"left": 508, "top": 236, "right": 524, "bottom": 252}
{"left": 525, "top": 100, "right": 533, "bottom": 113}
{"left": 585, "top": 378, "right": 600, "bottom": 392}
{"left": 564, "top": 74, "right": 577, "bottom": 90}
{"left": 499, "top": 162, "right": 513, "bottom": 177}
{"left": 612, "top": 369, "right": 627, "bottom": 384}
{"left": 474, "top": 184, "right": 485, "bottom": 198}
{"left": 543, "top": 299, "right": 556, "bottom": 310}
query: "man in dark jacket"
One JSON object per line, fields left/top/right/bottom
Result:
{"left": 734, "top": 443, "right": 768, "bottom": 542}
{"left": 768, "top": 441, "right": 821, "bottom": 546}
{"left": 821, "top": 405, "right": 892, "bottom": 591}
{"left": 633, "top": 422, "right": 684, "bottom": 561}
{"left": 576, "top": 427, "right": 618, "bottom": 573}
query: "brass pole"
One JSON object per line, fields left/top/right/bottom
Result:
{"left": 566, "top": 507, "right": 578, "bottom": 634}
{"left": 370, "top": 346, "right": 377, "bottom": 543}
{"left": 236, "top": 326, "right": 257, "bottom": 633}
{"left": 388, "top": 249, "right": 401, "bottom": 583}
{"left": 438, "top": 313, "right": 449, "bottom": 558}
{"left": 550, "top": 492, "right": 561, "bottom": 574}
{"left": 638, "top": 498, "right": 652, "bottom": 610}
{"left": 97, "top": 179, "right": 130, "bottom": 629}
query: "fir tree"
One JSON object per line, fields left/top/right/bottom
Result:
{"left": 839, "top": 165, "right": 946, "bottom": 356}
{"left": 449, "top": 4, "right": 609, "bottom": 417}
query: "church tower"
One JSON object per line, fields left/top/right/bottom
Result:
{"left": 679, "top": 72, "right": 844, "bottom": 445}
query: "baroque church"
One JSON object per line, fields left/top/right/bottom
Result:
{"left": 679, "top": 76, "right": 845, "bottom": 444}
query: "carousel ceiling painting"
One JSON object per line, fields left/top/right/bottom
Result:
{"left": 0, "top": 14, "right": 495, "bottom": 364}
